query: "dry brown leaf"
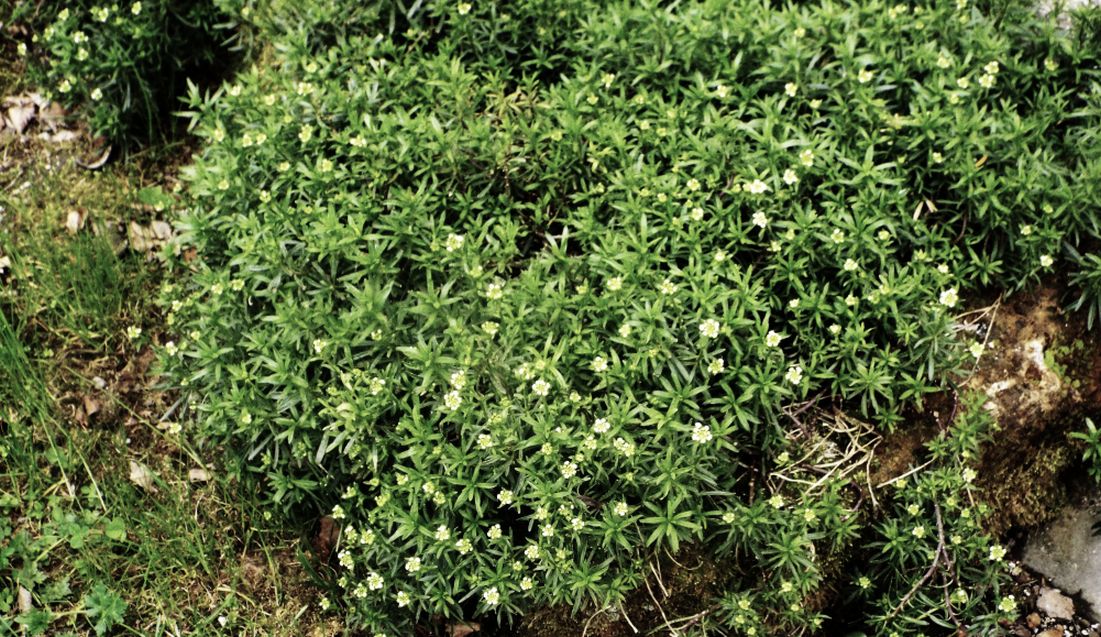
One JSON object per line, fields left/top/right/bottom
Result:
{"left": 82, "top": 394, "right": 100, "bottom": 419}
{"left": 77, "top": 144, "right": 112, "bottom": 170}
{"left": 449, "top": 622, "right": 481, "bottom": 636}
{"left": 128, "top": 460, "right": 158, "bottom": 492}
{"left": 314, "top": 515, "right": 340, "bottom": 561}
{"left": 4, "top": 103, "right": 34, "bottom": 133}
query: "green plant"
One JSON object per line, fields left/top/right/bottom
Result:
{"left": 1070, "top": 417, "right": 1101, "bottom": 483}
{"left": 17, "top": 1, "right": 231, "bottom": 145}
{"left": 163, "top": 0, "right": 1101, "bottom": 633}
{"left": 1068, "top": 250, "right": 1101, "bottom": 329}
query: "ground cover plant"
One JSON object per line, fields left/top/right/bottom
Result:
{"left": 158, "top": 0, "right": 1101, "bottom": 634}
{"left": 9, "top": 0, "right": 231, "bottom": 146}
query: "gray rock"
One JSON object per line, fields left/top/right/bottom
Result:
{"left": 1024, "top": 500, "right": 1101, "bottom": 620}
{"left": 1037, "top": 586, "right": 1075, "bottom": 620}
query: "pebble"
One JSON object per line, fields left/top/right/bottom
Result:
{"left": 1038, "top": 586, "right": 1076, "bottom": 620}
{"left": 1037, "top": 628, "right": 1065, "bottom": 637}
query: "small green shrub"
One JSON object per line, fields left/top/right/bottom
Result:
{"left": 17, "top": 1, "right": 230, "bottom": 145}
{"left": 163, "top": 0, "right": 1101, "bottom": 633}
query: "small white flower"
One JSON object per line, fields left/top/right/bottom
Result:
{"left": 524, "top": 544, "right": 540, "bottom": 559}
{"left": 690, "top": 422, "right": 713, "bottom": 444}
{"left": 482, "top": 587, "right": 500, "bottom": 606}
{"left": 782, "top": 169, "right": 799, "bottom": 185}
{"left": 338, "top": 550, "right": 354, "bottom": 569}
{"left": 456, "top": 538, "right": 473, "bottom": 554}
{"left": 745, "top": 179, "right": 769, "bottom": 195}
{"left": 131, "top": 1, "right": 142, "bottom": 16}
{"left": 939, "top": 287, "right": 959, "bottom": 308}
{"left": 686, "top": 177, "right": 701, "bottom": 191}
{"left": 613, "top": 501, "right": 629, "bottom": 516}
{"left": 765, "top": 330, "right": 783, "bottom": 347}
{"left": 434, "top": 525, "right": 451, "bottom": 542}
{"left": 968, "top": 342, "right": 984, "bottom": 359}
{"left": 857, "top": 68, "right": 874, "bottom": 84}
{"left": 485, "top": 281, "right": 504, "bottom": 300}
{"left": 593, "top": 417, "right": 610, "bottom": 434}
{"left": 785, "top": 365, "right": 804, "bottom": 386}
{"left": 498, "top": 489, "right": 515, "bottom": 505}
{"left": 445, "top": 233, "right": 465, "bottom": 252}
{"left": 989, "top": 544, "right": 1007, "bottom": 561}
{"left": 658, "top": 278, "right": 678, "bottom": 295}
{"left": 531, "top": 379, "right": 551, "bottom": 396}
{"left": 751, "top": 211, "right": 769, "bottom": 228}
{"left": 843, "top": 258, "right": 859, "bottom": 272}
{"left": 126, "top": 326, "right": 143, "bottom": 340}
{"left": 799, "top": 149, "right": 814, "bottom": 167}
{"left": 618, "top": 323, "right": 632, "bottom": 338}
{"left": 457, "top": 2, "right": 472, "bottom": 15}
{"left": 443, "top": 390, "right": 463, "bottom": 411}
{"left": 520, "top": 576, "right": 534, "bottom": 591}
{"left": 405, "top": 557, "right": 422, "bottom": 573}
{"left": 606, "top": 276, "right": 623, "bottom": 292}
{"left": 591, "top": 356, "right": 608, "bottom": 373}
{"left": 707, "top": 358, "right": 725, "bottom": 375}
{"left": 367, "top": 572, "right": 384, "bottom": 590}
{"left": 396, "top": 591, "right": 411, "bottom": 607}
{"left": 561, "top": 461, "right": 578, "bottom": 479}
{"left": 1040, "top": 254, "right": 1054, "bottom": 268}
{"left": 784, "top": 82, "right": 798, "bottom": 97}
{"left": 699, "top": 319, "right": 721, "bottom": 339}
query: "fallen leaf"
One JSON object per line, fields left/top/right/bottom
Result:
{"left": 127, "top": 221, "right": 152, "bottom": 252}
{"left": 66, "top": 210, "right": 85, "bottom": 234}
{"left": 314, "top": 515, "right": 340, "bottom": 561}
{"left": 76, "top": 144, "right": 112, "bottom": 170}
{"left": 17, "top": 586, "right": 31, "bottom": 613}
{"left": 42, "top": 129, "right": 80, "bottom": 143}
{"left": 150, "top": 220, "right": 173, "bottom": 241}
{"left": 449, "top": 622, "right": 481, "bottom": 636}
{"left": 39, "top": 101, "right": 67, "bottom": 131}
{"left": 188, "top": 468, "right": 211, "bottom": 483}
{"left": 128, "top": 460, "right": 158, "bottom": 492}
{"left": 4, "top": 102, "right": 34, "bottom": 133}
{"left": 82, "top": 395, "right": 100, "bottom": 419}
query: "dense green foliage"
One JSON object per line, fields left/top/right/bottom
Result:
{"left": 161, "top": 0, "right": 1101, "bottom": 634}
{"left": 13, "top": 0, "right": 229, "bottom": 144}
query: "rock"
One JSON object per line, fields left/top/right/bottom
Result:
{"left": 1024, "top": 500, "right": 1101, "bottom": 621}
{"left": 1036, "top": 586, "right": 1076, "bottom": 621}
{"left": 1027, "top": 612, "right": 1042, "bottom": 628}
{"left": 1037, "top": 628, "right": 1065, "bottom": 637}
